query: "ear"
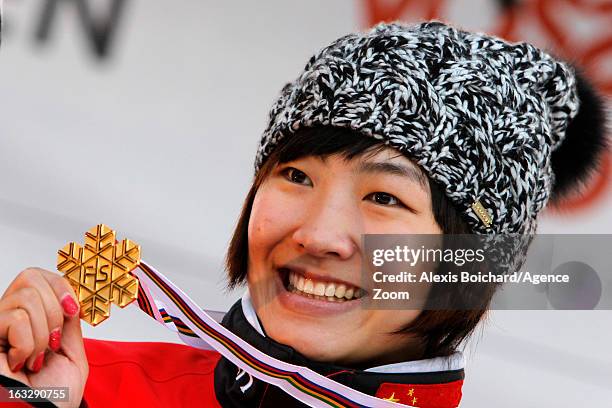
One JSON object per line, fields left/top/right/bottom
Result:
{"left": 550, "top": 68, "right": 609, "bottom": 202}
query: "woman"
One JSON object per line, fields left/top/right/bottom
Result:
{"left": 0, "top": 21, "right": 606, "bottom": 407}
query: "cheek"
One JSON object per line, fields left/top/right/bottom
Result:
{"left": 248, "top": 187, "right": 299, "bottom": 259}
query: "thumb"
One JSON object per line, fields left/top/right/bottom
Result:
{"left": 60, "top": 312, "right": 88, "bottom": 377}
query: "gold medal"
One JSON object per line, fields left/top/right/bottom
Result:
{"left": 57, "top": 224, "right": 140, "bottom": 326}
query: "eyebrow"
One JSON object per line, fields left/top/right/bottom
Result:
{"left": 356, "top": 161, "right": 429, "bottom": 192}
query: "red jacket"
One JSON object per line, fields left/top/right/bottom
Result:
{"left": 82, "top": 338, "right": 223, "bottom": 407}
{"left": 0, "top": 336, "right": 465, "bottom": 408}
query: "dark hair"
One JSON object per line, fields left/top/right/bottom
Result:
{"left": 225, "top": 126, "right": 493, "bottom": 359}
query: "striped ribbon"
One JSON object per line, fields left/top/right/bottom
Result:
{"left": 129, "top": 261, "right": 413, "bottom": 408}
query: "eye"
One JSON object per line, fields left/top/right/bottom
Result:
{"left": 282, "top": 167, "right": 313, "bottom": 186}
{"left": 365, "top": 192, "right": 405, "bottom": 208}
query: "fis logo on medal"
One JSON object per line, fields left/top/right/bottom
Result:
{"left": 57, "top": 224, "right": 141, "bottom": 326}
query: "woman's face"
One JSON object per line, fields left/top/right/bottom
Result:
{"left": 246, "top": 147, "right": 443, "bottom": 367}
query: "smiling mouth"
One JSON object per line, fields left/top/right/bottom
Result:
{"left": 278, "top": 267, "right": 365, "bottom": 302}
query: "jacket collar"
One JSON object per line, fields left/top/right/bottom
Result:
{"left": 214, "top": 291, "right": 465, "bottom": 407}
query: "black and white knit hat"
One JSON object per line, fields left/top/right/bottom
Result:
{"left": 255, "top": 21, "right": 608, "bottom": 239}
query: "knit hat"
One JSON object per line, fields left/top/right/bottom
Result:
{"left": 255, "top": 21, "right": 608, "bottom": 241}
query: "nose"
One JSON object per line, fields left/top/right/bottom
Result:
{"left": 291, "top": 195, "right": 358, "bottom": 260}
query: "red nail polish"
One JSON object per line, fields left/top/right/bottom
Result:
{"left": 49, "top": 328, "right": 62, "bottom": 352}
{"left": 31, "top": 352, "right": 44, "bottom": 373}
{"left": 11, "top": 361, "right": 24, "bottom": 372}
{"left": 61, "top": 295, "right": 79, "bottom": 316}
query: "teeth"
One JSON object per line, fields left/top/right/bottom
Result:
{"left": 285, "top": 270, "right": 361, "bottom": 301}
{"left": 303, "top": 279, "right": 314, "bottom": 294}
{"left": 344, "top": 287, "right": 354, "bottom": 300}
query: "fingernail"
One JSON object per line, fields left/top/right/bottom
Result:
{"left": 61, "top": 294, "right": 79, "bottom": 316}
{"left": 11, "top": 361, "right": 24, "bottom": 372}
{"left": 31, "top": 352, "right": 44, "bottom": 373}
{"left": 49, "top": 328, "right": 62, "bottom": 352}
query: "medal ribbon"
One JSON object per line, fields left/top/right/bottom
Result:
{"left": 130, "top": 261, "right": 413, "bottom": 408}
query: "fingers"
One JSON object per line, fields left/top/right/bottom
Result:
{"left": 35, "top": 270, "right": 87, "bottom": 375}
{"left": 61, "top": 308, "right": 89, "bottom": 379}
{"left": 35, "top": 271, "right": 88, "bottom": 377}
{"left": 0, "top": 308, "right": 35, "bottom": 372}
{"left": 0, "top": 267, "right": 82, "bottom": 374}
{"left": 7, "top": 269, "right": 66, "bottom": 333}
{"left": 0, "top": 289, "right": 50, "bottom": 372}
{"left": 39, "top": 269, "right": 79, "bottom": 320}
{"left": 15, "top": 268, "right": 80, "bottom": 320}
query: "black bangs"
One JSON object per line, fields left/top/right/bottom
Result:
{"left": 272, "top": 126, "right": 389, "bottom": 165}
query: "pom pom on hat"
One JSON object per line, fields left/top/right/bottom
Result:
{"left": 550, "top": 69, "right": 610, "bottom": 202}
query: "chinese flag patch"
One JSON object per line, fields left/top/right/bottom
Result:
{"left": 375, "top": 380, "right": 463, "bottom": 407}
